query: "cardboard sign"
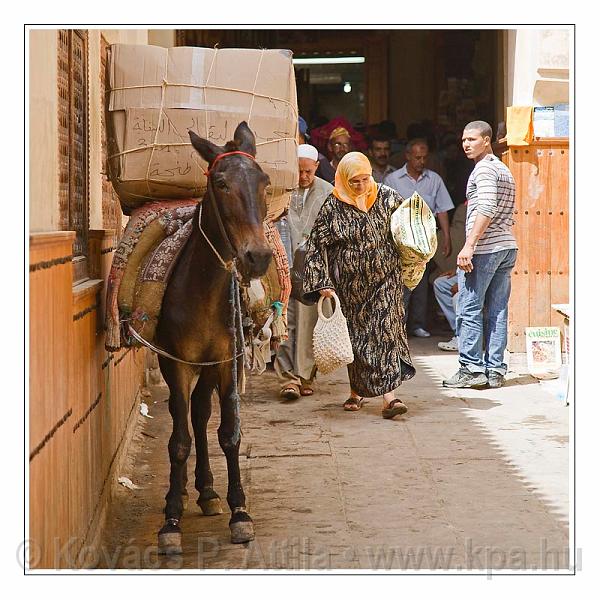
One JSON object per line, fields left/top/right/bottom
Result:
{"left": 526, "top": 326, "right": 562, "bottom": 379}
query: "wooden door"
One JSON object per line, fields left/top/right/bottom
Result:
{"left": 500, "top": 138, "right": 570, "bottom": 352}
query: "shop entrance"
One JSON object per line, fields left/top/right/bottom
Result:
{"left": 295, "top": 58, "right": 366, "bottom": 127}
{"left": 179, "top": 28, "right": 503, "bottom": 139}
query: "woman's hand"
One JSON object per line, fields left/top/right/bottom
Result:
{"left": 319, "top": 288, "right": 335, "bottom": 298}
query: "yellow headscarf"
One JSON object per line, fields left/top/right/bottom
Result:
{"left": 332, "top": 152, "right": 379, "bottom": 212}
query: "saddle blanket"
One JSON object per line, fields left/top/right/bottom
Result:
{"left": 105, "top": 202, "right": 291, "bottom": 353}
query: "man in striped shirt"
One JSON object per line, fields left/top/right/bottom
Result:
{"left": 443, "top": 121, "right": 518, "bottom": 389}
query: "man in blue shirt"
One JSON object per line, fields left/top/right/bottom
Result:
{"left": 384, "top": 139, "right": 454, "bottom": 337}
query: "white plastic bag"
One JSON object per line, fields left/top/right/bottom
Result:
{"left": 312, "top": 292, "right": 354, "bottom": 374}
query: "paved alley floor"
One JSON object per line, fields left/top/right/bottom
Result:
{"left": 99, "top": 337, "right": 570, "bottom": 571}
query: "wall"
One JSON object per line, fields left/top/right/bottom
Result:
{"left": 502, "top": 28, "right": 571, "bottom": 350}
{"left": 102, "top": 29, "right": 148, "bottom": 46}
{"left": 29, "top": 29, "right": 148, "bottom": 233}
{"left": 508, "top": 28, "right": 570, "bottom": 107}
{"left": 28, "top": 27, "right": 150, "bottom": 568}
{"left": 88, "top": 30, "right": 104, "bottom": 230}
{"left": 29, "top": 231, "right": 146, "bottom": 567}
{"left": 29, "top": 30, "right": 59, "bottom": 232}
{"left": 388, "top": 30, "right": 437, "bottom": 138}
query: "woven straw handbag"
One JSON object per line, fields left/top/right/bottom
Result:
{"left": 313, "top": 292, "right": 354, "bottom": 374}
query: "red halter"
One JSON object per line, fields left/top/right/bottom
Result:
{"left": 203, "top": 151, "right": 257, "bottom": 177}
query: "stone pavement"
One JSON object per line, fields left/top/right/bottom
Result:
{"left": 99, "top": 336, "right": 570, "bottom": 571}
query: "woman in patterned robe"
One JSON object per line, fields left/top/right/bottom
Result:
{"left": 303, "top": 152, "right": 415, "bottom": 418}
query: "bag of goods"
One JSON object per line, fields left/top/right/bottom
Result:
{"left": 390, "top": 192, "right": 438, "bottom": 290}
{"left": 106, "top": 44, "right": 298, "bottom": 220}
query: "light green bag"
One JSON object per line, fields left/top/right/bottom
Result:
{"left": 390, "top": 192, "right": 438, "bottom": 290}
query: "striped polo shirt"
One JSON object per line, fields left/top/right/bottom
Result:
{"left": 466, "top": 154, "right": 518, "bottom": 255}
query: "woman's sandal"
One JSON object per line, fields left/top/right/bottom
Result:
{"left": 382, "top": 399, "right": 408, "bottom": 419}
{"left": 280, "top": 384, "right": 301, "bottom": 400}
{"left": 343, "top": 397, "right": 364, "bottom": 411}
{"left": 300, "top": 385, "right": 314, "bottom": 396}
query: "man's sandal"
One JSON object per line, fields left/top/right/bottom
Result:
{"left": 280, "top": 384, "right": 301, "bottom": 400}
{"left": 382, "top": 399, "right": 408, "bottom": 419}
{"left": 343, "top": 397, "right": 364, "bottom": 411}
{"left": 300, "top": 385, "right": 314, "bottom": 396}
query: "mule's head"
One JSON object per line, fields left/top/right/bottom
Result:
{"left": 189, "top": 122, "right": 272, "bottom": 280}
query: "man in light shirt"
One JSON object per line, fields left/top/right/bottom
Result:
{"left": 384, "top": 139, "right": 454, "bottom": 338}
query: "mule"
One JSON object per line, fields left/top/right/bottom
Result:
{"left": 155, "top": 122, "right": 272, "bottom": 554}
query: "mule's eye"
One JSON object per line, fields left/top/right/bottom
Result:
{"left": 215, "top": 178, "right": 228, "bottom": 191}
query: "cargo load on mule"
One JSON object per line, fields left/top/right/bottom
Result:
{"left": 103, "top": 44, "right": 297, "bottom": 373}
{"left": 106, "top": 44, "right": 297, "bottom": 219}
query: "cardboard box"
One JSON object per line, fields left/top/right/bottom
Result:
{"left": 106, "top": 44, "right": 298, "bottom": 218}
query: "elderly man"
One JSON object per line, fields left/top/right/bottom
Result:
{"left": 275, "top": 144, "right": 334, "bottom": 400}
{"left": 384, "top": 138, "right": 454, "bottom": 337}
{"left": 443, "top": 121, "right": 518, "bottom": 389}
{"left": 368, "top": 135, "right": 395, "bottom": 183}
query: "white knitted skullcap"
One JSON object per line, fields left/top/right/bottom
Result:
{"left": 298, "top": 144, "right": 319, "bottom": 161}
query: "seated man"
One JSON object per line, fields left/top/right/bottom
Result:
{"left": 433, "top": 270, "right": 459, "bottom": 351}
{"left": 384, "top": 138, "right": 454, "bottom": 337}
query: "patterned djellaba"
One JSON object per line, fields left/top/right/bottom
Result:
{"left": 303, "top": 185, "right": 416, "bottom": 397}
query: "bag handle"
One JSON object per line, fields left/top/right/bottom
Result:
{"left": 317, "top": 291, "right": 340, "bottom": 321}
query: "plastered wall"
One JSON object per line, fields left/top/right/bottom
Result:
{"left": 29, "top": 30, "right": 59, "bottom": 232}
{"left": 508, "top": 28, "right": 570, "bottom": 107}
{"left": 29, "top": 29, "right": 148, "bottom": 234}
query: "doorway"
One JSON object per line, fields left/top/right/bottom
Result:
{"left": 295, "top": 60, "right": 366, "bottom": 127}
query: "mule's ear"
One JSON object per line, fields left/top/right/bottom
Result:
{"left": 188, "top": 130, "right": 222, "bottom": 165}
{"left": 233, "top": 121, "right": 257, "bottom": 157}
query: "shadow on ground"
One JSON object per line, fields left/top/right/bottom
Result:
{"left": 99, "top": 342, "right": 569, "bottom": 571}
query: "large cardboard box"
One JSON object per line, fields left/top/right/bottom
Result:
{"left": 106, "top": 44, "right": 298, "bottom": 218}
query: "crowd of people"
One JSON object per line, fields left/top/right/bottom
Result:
{"left": 272, "top": 114, "right": 518, "bottom": 418}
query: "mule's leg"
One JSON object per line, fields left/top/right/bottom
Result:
{"left": 217, "top": 365, "right": 254, "bottom": 544}
{"left": 190, "top": 370, "right": 223, "bottom": 516}
{"left": 157, "top": 359, "right": 193, "bottom": 555}
{"left": 181, "top": 464, "right": 189, "bottom": 511}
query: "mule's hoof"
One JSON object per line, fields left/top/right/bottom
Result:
{"left": 230, "top": 516, "right": 255, "bottom": 544}
{"left": 199, "top": 497, "right": 223, "bottom": 516}
{"left": 158, "top": 532, "right": 182, "bottom": 555}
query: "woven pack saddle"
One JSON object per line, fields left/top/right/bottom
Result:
{"left": 104, "top": 199, "right": 290, "bottom": 357}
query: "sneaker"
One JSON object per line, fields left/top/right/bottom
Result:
{"left": 438, "top": 336, "right": 458, "bottom": 352}
{"left": 412, "top": 327, "right": 431, "bottom": 338}
{"left": 442, "top": 367, "right": 488, "bottom": 388}
{"left": 487, "top": 372, "right": 505, "bottom": 388}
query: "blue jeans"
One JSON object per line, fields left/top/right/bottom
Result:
{"left": 433, "top": 273, "right": 458, "bottom": 333}
{"left": 403, "top": 260, "right": 433, "bottom": 330}
{"left": 456, "top": 249, "right": 517, "bottom": 375}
